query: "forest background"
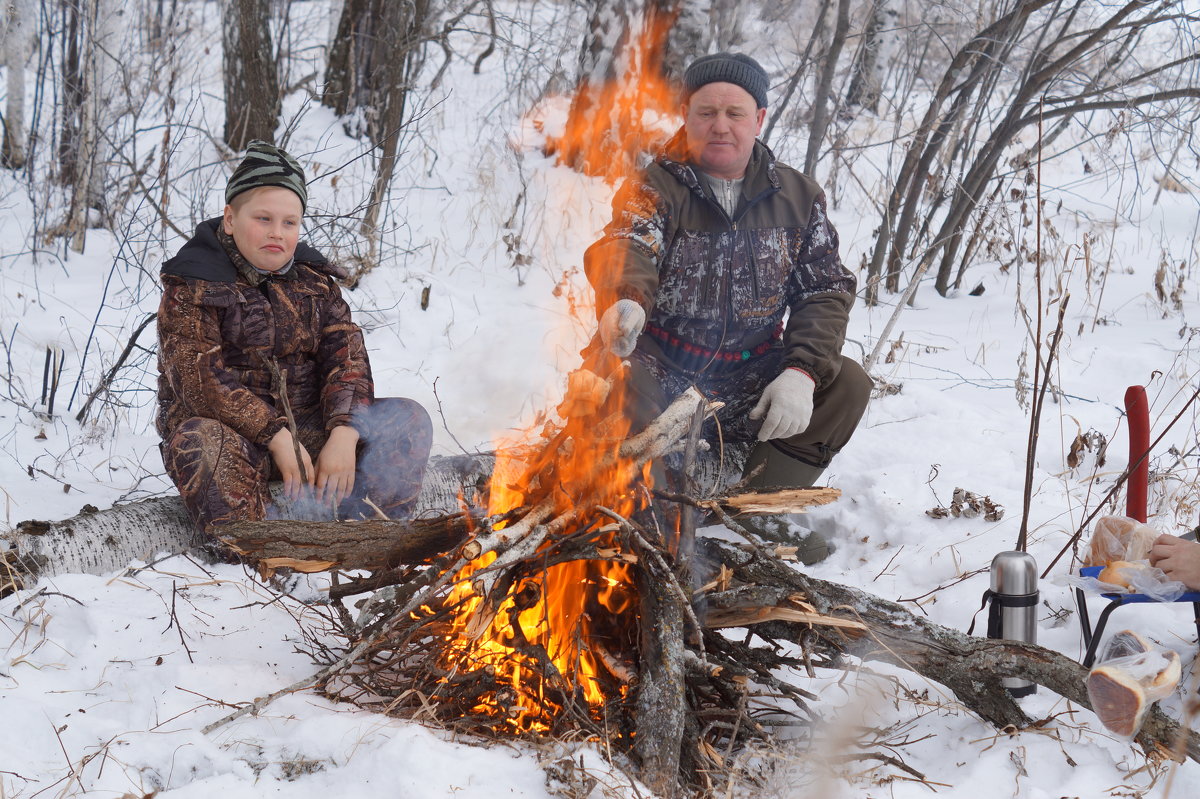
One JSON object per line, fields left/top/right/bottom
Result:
{"left": 1, "top": 0, "right": 1200, "bottom": 796}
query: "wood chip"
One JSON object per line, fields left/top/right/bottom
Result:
{"left": 722, "top": 487, "right": 841, "bottom": 515}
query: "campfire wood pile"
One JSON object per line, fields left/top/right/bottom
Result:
{"left": 190, "top": 388, "right": 1200, "bottom": 796}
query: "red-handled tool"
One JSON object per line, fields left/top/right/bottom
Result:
{"left": 1124, "top": 385, "right": 1150, "bottom": 523}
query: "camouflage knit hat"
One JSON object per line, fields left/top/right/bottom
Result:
{"left": 683, "top": 53, "right": 769, "bottom": 109}
{"left": 225, "top": 140, "right": 308, "bottom": 212}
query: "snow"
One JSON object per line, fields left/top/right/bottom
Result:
{"left": 3, "top": 2, "right": 1200, "bottom": 797}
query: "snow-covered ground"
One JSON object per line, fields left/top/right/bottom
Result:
{"left": 3, "top": 2, "right": 1200, "bottom": 796}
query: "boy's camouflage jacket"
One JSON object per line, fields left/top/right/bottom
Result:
{"left": 156, "top": 219, "right": 372, "bottom": 446}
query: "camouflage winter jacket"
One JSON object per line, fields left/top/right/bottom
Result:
{"left": 156, "top": 218, "right": 373, "bottom": 446}
{"left": 584, "top": 131, "right": 856, "bottom": 390}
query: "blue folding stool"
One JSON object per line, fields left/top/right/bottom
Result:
{"left": 1074, "top": 566, "right": 1200, "bottom": 668}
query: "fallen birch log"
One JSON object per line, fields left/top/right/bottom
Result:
{"left": 696, "top": 536, "right": 1200, "bottom": 763}
{"left": 3, "top": 443, "right": 760, "bottom": 586}
{"left": 2, "top": 453, "right": 495, "bottom": 582}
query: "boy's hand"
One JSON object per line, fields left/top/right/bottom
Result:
{"left": 315, "top": 425, "right": 360, "bottom": 505}
{"left": 1149, "top": 533, "right": 1200, "bottom": 591}
{"left": 268, "top": 427, "right": 316, "bottom": 501}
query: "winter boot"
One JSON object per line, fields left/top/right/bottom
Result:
{"left": 738, "top": 442, "right": 831, "bottom": 565}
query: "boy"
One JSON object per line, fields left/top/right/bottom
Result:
{"left": 156, "top": 140, "right": 431, "bottom": 535}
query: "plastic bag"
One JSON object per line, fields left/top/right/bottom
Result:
{"left": 1058, "top": 561, "right": 1187, "bottom": 601}
{"left": 1085, "top": 516, "right": 1158, "bottom": 566}
{"left": 1122, "top": 563, "right": 1188, "bottom": 602}
{"left": 1087, "top": 634, "right": 1181, "bottom": 738}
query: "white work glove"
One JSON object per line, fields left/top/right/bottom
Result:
{"left": 599, "top": 299, "right": 646, "bottom": 357}
{"left": 749, "top": 368, "right": 816, "bottom": 441}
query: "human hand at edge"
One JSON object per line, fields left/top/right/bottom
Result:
{"left": 748, "top": 367, "right": 816, "bottom": 442}
{"left": 1149, "top": 533, "right": 1200, "bottom": 591}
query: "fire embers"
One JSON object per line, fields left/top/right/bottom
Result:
{"left": 440, "top": 552, "right": 640, "bottom": 733}
{"left": 926, "top": 487, "right": 1004, "bottom": 522}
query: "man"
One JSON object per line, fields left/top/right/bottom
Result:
{"left": 584, "top": 53, "right": 871, "bottom": 560}
{"left": 157, "top": 141, "right": 432, "bottom": 538}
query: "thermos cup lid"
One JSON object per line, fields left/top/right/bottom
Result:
{"left": 990, "top": 550, "right": 1039, "bottom": 595}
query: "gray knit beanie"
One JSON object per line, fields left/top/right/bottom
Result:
{"left": 683, "top": 53, "right": 769, "bottom": 109}
{"left": 226, "top": 140, "right": 308, "bottom": 212}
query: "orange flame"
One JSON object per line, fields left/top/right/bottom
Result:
{"left": 439, "top": 12, "right": 683, "bottom": 731}
{"left": 547, "top": 12, "right": 680, "bottom": 182}
{"left": 440, "top": 394, "right": 649, "bottom": 729}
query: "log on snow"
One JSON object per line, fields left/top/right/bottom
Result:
{"left": 219, "top": 513, "right": 473, "bottom": 572}
{"left": 4, "top": 453, "right": 494, "bottom": 580}
{"left": 4, "top": 444, "right": 756, "bottom": 582}
{"left": 697, "top": 537, "right": 1200, "bottom": 762}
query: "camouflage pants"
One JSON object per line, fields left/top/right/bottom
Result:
{"left": 161, "top": 397, "right": 433, "bottom": 533}
{"left": 624, "top": 345, "right": 872, "bottom": 468}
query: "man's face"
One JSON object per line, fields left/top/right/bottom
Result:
{"left": 682, "top": 82, "right": 766, "bottom": 180}
{"left": 222, "top": 186, "right": 303, "bottom": 273}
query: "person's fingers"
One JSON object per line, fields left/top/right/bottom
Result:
{"left": 301, "top": 450, "right": 316, "bottom": 486}
{"left": 758, "top": 405, "right": 782, "bottom": 442}
{"left": 749, "top": 393, "right": 769, "bottom": 421}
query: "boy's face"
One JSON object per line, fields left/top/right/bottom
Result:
{"left": 222, "top": 186, "right": 303, "bottom": 273}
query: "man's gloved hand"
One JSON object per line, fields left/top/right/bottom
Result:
{"left": 599, "top": 299, "right": 646, "bottom": 357}
{"left": 749, "top": 367, "right": 816, "bottom": 441}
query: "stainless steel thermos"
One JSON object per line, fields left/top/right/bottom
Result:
{"left": 987, "top": 551, "right": 1039, "bottom": 697}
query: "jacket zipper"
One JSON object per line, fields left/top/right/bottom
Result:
{"left": 745, "top": 229, "right": 760, "bottom": 302}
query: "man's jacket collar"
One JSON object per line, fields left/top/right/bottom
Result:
{"left": 656, "top": 127, "right": 782, "bottom": 206}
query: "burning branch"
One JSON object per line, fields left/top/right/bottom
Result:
{"left": 463, "top": 387, "right": 716, "bottom": 604}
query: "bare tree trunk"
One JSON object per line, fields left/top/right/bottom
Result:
{"left": 222, "top": 0, "right": 280, "bottom": 150}
{"left": 803, "top": 0, "right": 849, "bottom": 176}
{"left": 762, "top": 0, "right": 831, "bottom": 146}
{"left": 558, "top": 0, "right": 637, "bottom": 175}
{"left": 554, "top": 0, "right": 685, "bottom": 178}
{"left": 2, "top": 0, "right": 30, "bottom": 168}
{"left": 861, "top": 0, "right": 1054, "bottom": 304}
{"left": 661, "top": 0, "right": 706, "bottom": 83}
{"left": 929, "top": 0, "right": 1192, "bottom": 295}
{"left": 707, "top": 0, "right": 740, "bottom": 51}
{"left": 57, "top": 0, "right": 84, "bottom": 181}
{"left": 360, "top": 0, "right": 430, "bottom": 238}
{"left": 321, "top": 0, "right": 370, "bottom": 118}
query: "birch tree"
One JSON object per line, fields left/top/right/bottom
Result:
{"left": 2, "top": 0, "right": 30, "bottom": 169}
{"left": 843, "top": 0, "right": 899, "bottom": 115}
{"left": 58, "top": 0, "right": 120, "bottom": 252}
